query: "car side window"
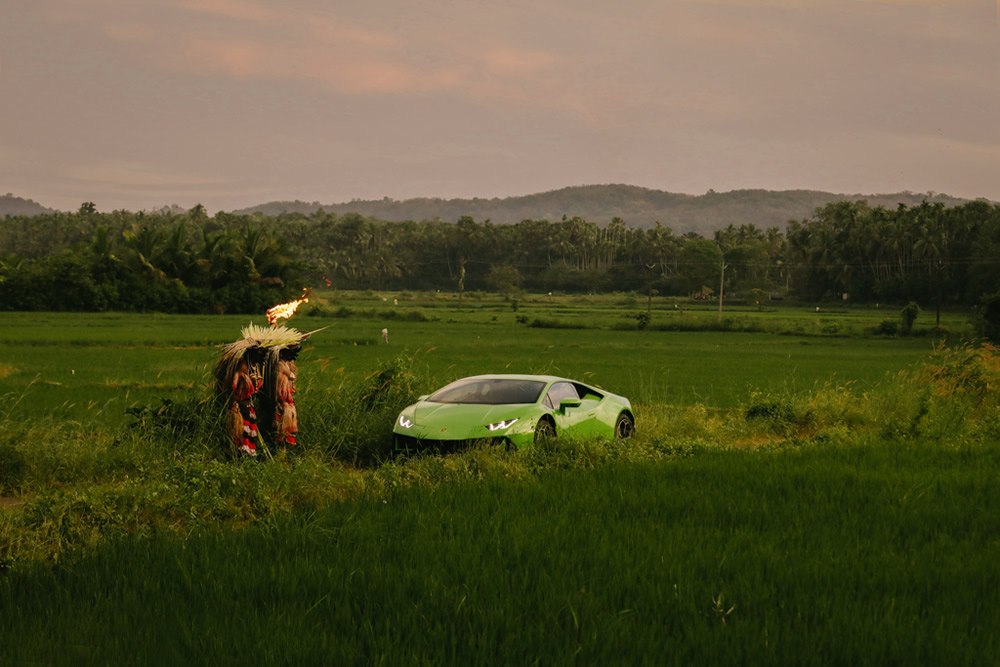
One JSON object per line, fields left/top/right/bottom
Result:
{"left": 544, "top": 382, "right": 580, "bottom": 409}
{"left": 574, "top": 383, "right": 603, "bottom": 401}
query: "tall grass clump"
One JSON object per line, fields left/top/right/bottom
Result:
{"left": 299, "top": 354, "right": 423, "bottom": 466}
{"left": 732, "top": 342, "right": 1000, "bottom": 448}
{"left": 903, "top": 341, "right": 1000, "bottom": 442}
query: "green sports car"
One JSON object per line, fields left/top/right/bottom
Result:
{"left": 393, "top": 374, "right": 634, "bottom": 451}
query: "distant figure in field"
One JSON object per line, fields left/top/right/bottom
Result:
{"left": 382, "top": 328, "right": 389, "bottom": 344}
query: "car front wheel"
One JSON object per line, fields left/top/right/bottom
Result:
{"left": 534, "top": 417, "right": 556, "bottom": 443}
{"left": 614, "top": 413, "right": 635, "bottom": 440}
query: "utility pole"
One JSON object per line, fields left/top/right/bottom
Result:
{"left": 718, "top": 259, "right": 726, "bottom": 322}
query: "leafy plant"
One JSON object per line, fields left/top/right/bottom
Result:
{"left": 874, "top": 318, "right": 899, "bottom": 337}
{"left": 900, "top": 301, "right": 920, "bottom": 335}
{"left": 971, "top": 292, "right": 1000, "bottom": 343}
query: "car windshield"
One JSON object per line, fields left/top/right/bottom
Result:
{"left": 427, "top": 378, "right": 546, "bottom": 405}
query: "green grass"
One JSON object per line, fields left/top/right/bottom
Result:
{"left": 0, "top": 298, "right": 948, "bottom": 423}
{"left": 0, "top": 296, "right": 994, "bottom": 665}
{"left": 3, "top": 439, "right": 997, "bottom": 665}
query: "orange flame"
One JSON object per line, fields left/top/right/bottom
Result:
{"left": 267, "top": 289, "right": 311, "bottom": 326}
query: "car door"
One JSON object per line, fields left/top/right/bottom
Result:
{"left": 572, "top": 384, "right": 606, "bottom": 438}
{"left": 543, "top": 381, "right": 591, "bottom": 435}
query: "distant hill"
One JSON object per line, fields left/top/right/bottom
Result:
{"left": 4, "top": 186, "right": 987, "bottom": 233}
{"left": 0, "top": 194, "right": 55, "bottom": 217}
{"left": 234, "top": 185, "right": 981, "bottom": 234}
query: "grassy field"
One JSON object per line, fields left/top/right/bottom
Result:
{"left": 0, "top": 293, "right": 996, "bottom": 665}
{"left": 3, "top": 440, "right": 997, "bottom": 665}
{"left": 0, "top": 290, "right": 961, "bottom": 423}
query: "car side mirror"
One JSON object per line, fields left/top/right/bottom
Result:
{"left": 559, "top": 397, "right": 582, "bottom": 411}
{"left": 418, "top": 394, "right": 430, "bottom": 401}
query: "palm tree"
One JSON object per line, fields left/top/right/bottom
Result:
{"left": 122, "top": 224, "right": 166, "bottom": 280}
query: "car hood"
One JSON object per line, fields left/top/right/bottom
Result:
{"left": 412, "top": 401, "right": 531, "bottom": 425}
{"left": 413, "top": 401, "right": 531, "bottom": 438}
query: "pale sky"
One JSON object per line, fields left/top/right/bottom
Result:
{"left": 2, "top": 0, "right": 998, "bottom": 213}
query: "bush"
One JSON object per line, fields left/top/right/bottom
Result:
{"left": 529, "top": 318, "right": 583, "bottom": 330}
{"left": 743, "top": 392, "right": 813, "bottom": 435}
{"left": 874, "top": 319, "right": 899, "bottom": 337}
{"left": 901, "top": 302, "right": 921, "bottom": 335}
{"left": 971, "top": 292, "right": 1000, "bottom": 343}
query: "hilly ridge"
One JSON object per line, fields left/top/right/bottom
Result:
{"left": 3, "top": 185, "right": 984, "bottom": 235}
{"left": 0, "top": 194, "right": 55, "bottom": 217}
{"left": 233, "top": 185, "right": 978, "bottom": 234}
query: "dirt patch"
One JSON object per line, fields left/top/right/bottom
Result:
{"left": 0, "top": 496, "right": 26, "bottom": 510}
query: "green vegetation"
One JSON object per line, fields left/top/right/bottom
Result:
{"left": 0, "top": 295, "right": 961, "bottom": 425}
{"left": 1, "top": 299, "right": 997, "bottom": 664}
{"left": 4, "top": 439, "right": 998, "bottom": 666}
{"left": 0, "top": 207, "right": 304, "bottom": 313}
{"left": 229, "top": 184, "right": 974, "bottom": 233}
{"left": 4, "top": 198, "right": 1000, "bottom": 318}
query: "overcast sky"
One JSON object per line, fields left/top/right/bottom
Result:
{"left": 2, "top": 0, "right": 998, "bottom": 213}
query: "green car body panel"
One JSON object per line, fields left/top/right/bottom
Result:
{"left": 393, "top": 374, "right": 634, "bottom": 451}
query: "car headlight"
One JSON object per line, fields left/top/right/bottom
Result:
{"left": 487, "top": 418, "right": 518, "bottom": 431}
{"left": 398, "top": 414, "right": 414, "bottom": 429}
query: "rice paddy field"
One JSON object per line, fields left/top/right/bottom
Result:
{"left": 0, "top": 290, "right": 963, "bottom": 423}
{"left": 1, "top": 292, "right": 997, "bottom": 665}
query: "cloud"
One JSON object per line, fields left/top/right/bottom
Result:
{"left": 177, "top": 0, "right": 398, "bottom": 48}
{"left": 67, "top": 0, "right": 564, "bottom": 102}
{"left": 480, "top": 46, "right": 558, "bottom": 76}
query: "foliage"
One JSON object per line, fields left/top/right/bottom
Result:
{"left": 302, "top": 355, "right": 421, "bottom": 466}
{"left": 900, "top": 301, "right": 920, "bottom": 334}
{"left": 874, "top": 318, "right": 899, "bottom": 337}
{"left": 2, "top": 439, "right": 999, "bottom": 665}
{"left": 3, "top": 198, "right": 1000, "bottom": 307}
{"left": 2, "top": 334, "right": 996, "bottom": 564}
{"left": 0, "top": 212, "right": 303, "bottom": 313}
{"left": 971, "top": 291, "right": 1000, "bottom": 343}
{"left": 485, "top": 264, "right": 522, "bottom": 298}
{"left": 0, "top": 441, "right": 27, "bottom": 493}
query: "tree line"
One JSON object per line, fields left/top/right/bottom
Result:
{"left": 0, "top": 204, "right": 302, "bottom": 313}
{"left": 1, "top": 199, "right": 999, "bottom": 315}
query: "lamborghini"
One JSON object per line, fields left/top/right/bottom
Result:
{"left": 393, "top": 374, "right": 634, "bottom": 451}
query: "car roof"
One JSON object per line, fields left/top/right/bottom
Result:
{"left": 435, "top": 374, "right": 620, "bottom": 401}
{"left": 453, "top": 374, "right": 567, "bottom": 384}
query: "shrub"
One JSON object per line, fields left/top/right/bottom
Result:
{"left": 971, "top": 292, "right": 1000, "bottom": 343}
{"left": 743, "top": 392, "right": 813, "bottom": 435}
{"left": 874, "top": 319, "right": 899, "bottom": 337}
{"left": 529, "top": 318, "right": 582, "bottom": 330}
{"left": 900, "top": 302, "right": 920, "bottom": 335}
